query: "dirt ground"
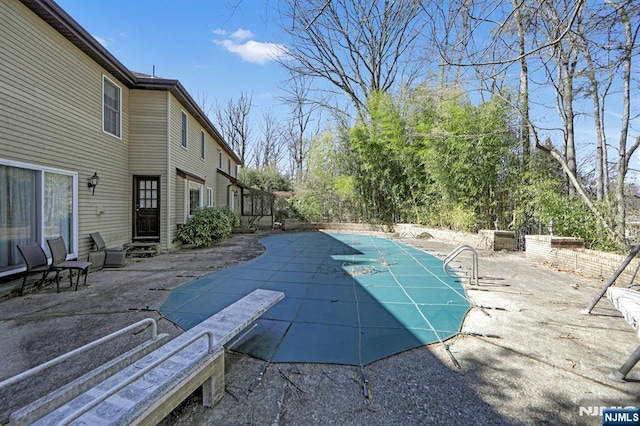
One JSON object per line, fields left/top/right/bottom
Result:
{"left": 1, "top": 230, "right": 639, "bottom": 425}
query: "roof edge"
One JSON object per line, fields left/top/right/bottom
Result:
{"left": 21, "top": 0, "right": 136, "bottom": 87}
{"left": 135, "top": 77, "right": 242, "bottom": 165}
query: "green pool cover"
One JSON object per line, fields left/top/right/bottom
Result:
{"left": 160, "top": 232, "right": 471, "bottom": 365}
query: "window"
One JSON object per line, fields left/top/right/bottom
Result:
{"left": 200, "top": 131, "right": 205, "bottom": 160}
{"left": 181, "top": 111, "right": 188, "bottom": 148}
{"left": 188, "top": 181, "right": 202, "bottom": 217}
{"left": 218, "top": 149, "right": 222, "bottom": 168}
{"left": 0, "top": 161, "right": 77, "bottom": 276}
{"left": 227, "top": 159, "right": 231, "bottom": 174}
{"left": 138, "top": 179, "right": 158, "bottom": 208}
{"left": 207, "top": 187, "right": 213, "bottom": 207}
{"left": 103, "top": 76, "right": 121, "bottom": 138}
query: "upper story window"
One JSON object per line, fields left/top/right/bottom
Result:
{"left": 103, "top": 76, "right": 121, "bottom": 138}
{"left": 200, "top": 131, "right": 205, "bottom": 160}
{"left": 181, "top": 111, "right": 188, "bottom": 148}
{"left": 218, "top": 149, "right": 222, "bottom": 168}
{"left": 227, "top": 159, "right": 231, "bottom": 174}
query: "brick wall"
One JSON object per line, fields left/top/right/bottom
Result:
{"left": 478, "top": 230, "right": 516, "bottom": 251}
{"left": 525, "top": 235, "right": 638, "bottom": 283}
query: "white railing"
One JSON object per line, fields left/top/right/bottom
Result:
{"left": 0, "top": 318, "right": 159, "bottom": 390}
{"left": 57, "top": 330, "right": 216, "bottom": 425}
{"left": 443, "top": 245, "right": 479, "bottom": 285}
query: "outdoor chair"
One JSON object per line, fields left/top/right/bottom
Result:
{"left": 47, "top": 236, "right": 92, "bottom": 292}
{"left": 16, "top": 243, "right": 53, "bottom": 296}
{"left": 89, "top": 232, "right": 127, "bottom": 267}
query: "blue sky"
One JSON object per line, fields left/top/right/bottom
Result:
{"left": 56, "top": 0, "right": 289, "bottom": 118}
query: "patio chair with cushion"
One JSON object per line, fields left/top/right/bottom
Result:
{"left": 89, "top": 232, "right": 127, "bottom": 267}
{"left": 16, "top": 243, "right": 53, "bottom": 296}
{"left": 47, "top": 236, "right": 92, "bottom": 292}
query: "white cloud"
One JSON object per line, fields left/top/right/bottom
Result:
{"left": 213, "top": 29, "right": 288, "bottom": 65}
{"left": 230, "top": 28, "right": 253, "bottom": 41}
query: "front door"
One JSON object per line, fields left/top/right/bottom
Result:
{"left": 134, "top": 176, "right": 160, "bottom": 240}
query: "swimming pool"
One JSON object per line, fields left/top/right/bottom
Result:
{"left": 160, "top": 232, "right": 471, "bottom": 365}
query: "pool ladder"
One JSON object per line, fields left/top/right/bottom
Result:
{"left": 443, "top": 245, "right": 479, "bottom": 285}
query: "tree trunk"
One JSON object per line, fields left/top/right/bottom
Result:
{"left": 512, "top": 0, "right": 530, "bottom": 164}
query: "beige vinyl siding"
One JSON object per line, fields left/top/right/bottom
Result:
{"left": 169, "top": 98, "right": 199, "bottom": 172}
{"left": 129, "top": 91, "right": 168, "bottom": 174}
{"left": 129, "top": 90, "right": 170, "bottom": 249}
{"left": 167, "top": 95, "right": 226, "bottom": 248}
{"left": 175, "top": 175, "right": 187, "bottom": 226}
{"left": 0, "top": 0, "right": 130, "bottom": 259}
{"left": 215, "top": 149, "right": 241, "bottom": 213}
{"left": 168, "top": 96, "right": 184, "bottom": 246}
{"left": 216, "top": 176, "right": 231, "bottom": 209}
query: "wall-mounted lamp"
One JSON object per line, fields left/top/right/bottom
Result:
{"left": 88, "top": 171, "right": 100, "bottom": 195}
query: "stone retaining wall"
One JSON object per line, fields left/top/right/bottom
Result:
{"left": 525, "top": 235, "right": 636, "bottom": 283}
{"left": 281, "top": 221, "right": 517, "bottom": 251}
{"left": 282, "top": 220, "right": 393, "bottom": 233}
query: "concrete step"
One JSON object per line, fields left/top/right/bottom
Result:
{"left": 124, "top": 242, "right": 159, "bottom": 258}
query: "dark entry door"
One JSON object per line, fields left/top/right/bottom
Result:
{"left": 134, "top": 176, "right": 160, "bottom": 239}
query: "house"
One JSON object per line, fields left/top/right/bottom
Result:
{"left": 0, "top": 0, "right": 244, "bottom": 279}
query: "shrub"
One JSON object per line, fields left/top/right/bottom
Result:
{"left": 220, "top": 206, "right": 240, "bottom": 228}
{"left": 176, "top": 207, "right": 232, "bottom": 247}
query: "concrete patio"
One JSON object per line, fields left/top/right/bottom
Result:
{"left": 0, "top": 230, "right": 638, "bottom": 425}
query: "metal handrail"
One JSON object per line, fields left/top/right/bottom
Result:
{"left": 443, "top": 245, "right": 479, "bottom": 285}
{"left": 58, "top": 330, "right": 216, "bottom": 425}
{"left": 0, "top": 318, "right": 159, "bottom": 390}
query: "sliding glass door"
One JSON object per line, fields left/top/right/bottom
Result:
{"left": 0, "top": 161, "right": 77, "bottom": 275}
{"left": 44, "top": 172, "right": 73, "bottom": 252}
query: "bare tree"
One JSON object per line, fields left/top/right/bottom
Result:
{"left": 511, "top": 0, "right": 531, "bottom": 163}
{"left": 278, "top": 75, "right": 321, "bottom": 182}
{"left": 214, "top": 91, "right": 254, "bottom": 165}
{"left": 538, "top": 1, "right": 582, "bottom": 196}
{"left": 430, "top": 0, "right": 532, "bottom": 158}
{"left": 609, "top": 1, "right": 640, "bottom": 232}
{"left": 277, "top": 0, "right": 427, "bottom": 120}
{"left": 534, "top": 0, "right": 640, "bottom": 233}
{"left": 435, "top": 0, "right": 640, "bottom": 241}
{"left": 577, "top": 21, "right": 612, "bottom": 201}
{"left": 253, "top": 109, "right": 286, "bottom": 170}
{"left": 194, "top": 90, "right": 215, "bottom": 119}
